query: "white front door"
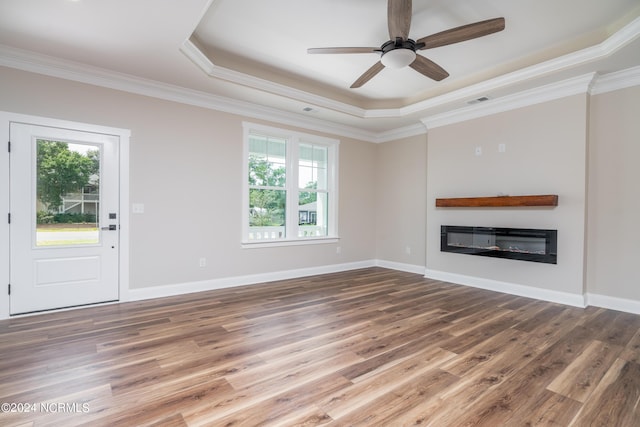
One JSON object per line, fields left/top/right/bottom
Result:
{"left": 9, "top": 122, "right": 120, "bottom": 314}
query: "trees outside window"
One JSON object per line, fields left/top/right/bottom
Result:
{"left": 36, "top": 140, "right": 100, "bottom": 224}
{"left": 243, "top": 123, "right": 338, "bottom": 244}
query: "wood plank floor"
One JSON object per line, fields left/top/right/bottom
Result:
{"left": 1, "top": 267, "right": 640, "bottom": 426}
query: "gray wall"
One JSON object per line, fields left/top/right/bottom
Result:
{"left": 587, "top": 86, "right": 640, "bottom": 301}
{"left": 374, "top": 134, "right": 428, "bottom": 268}
{"left": 1, "top": 64, "right": 639, "bottom": 311}
{"left": 425, "top": 94, "right": 589, "bottom": 299}
{"left": 0, "top": 66, "right": 377, "bottom": 291}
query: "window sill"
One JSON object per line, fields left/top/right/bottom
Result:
{"left": 241, "top": 237, "right": 339, "bottom": 249}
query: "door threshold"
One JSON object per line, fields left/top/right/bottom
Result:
{"left": 10, "top": 299, "right": 120, "bottom": 318}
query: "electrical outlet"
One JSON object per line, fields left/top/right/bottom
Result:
{"left": 199, "top": 258, "right": 206, "bottom": 267}
{"left": 405, "top": 246, "right": 411, "bottom": 255}
{"left": 498, "top": 143, "right": 506, "bottom": 153}
{"left": 336, "top": 246, "right": 342, "bottom": 255}
{"left": 475, "top": 146, "right": 482, "bottom": 156}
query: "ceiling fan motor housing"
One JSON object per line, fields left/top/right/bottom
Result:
{"left": 380, "top": 38, "right": 423, "bottom": 68}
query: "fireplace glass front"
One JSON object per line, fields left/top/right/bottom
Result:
{"left": 441, "top": 226, "right": 557, "bottom": 264}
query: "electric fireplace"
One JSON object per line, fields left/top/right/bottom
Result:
{"left": 441, "top": 226, "right": 557, "bottom": 264}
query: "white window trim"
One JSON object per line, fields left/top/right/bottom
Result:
{"left": 242, "top": 122, "right": 339, "bottom": 248}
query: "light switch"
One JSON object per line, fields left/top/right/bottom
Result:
{"left": 132, "top": 203, "right": 145, "bottom": 214}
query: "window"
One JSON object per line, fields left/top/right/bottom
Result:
{"left": 243, "top": 122, "right": 338, "bottom": 246}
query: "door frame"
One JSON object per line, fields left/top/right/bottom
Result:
{"left": 0, "top": 111, "right": 130, "bottom": 319}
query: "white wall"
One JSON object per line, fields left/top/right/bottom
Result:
{"left": 425, "top": 94, "right": 589, "bottom": 305}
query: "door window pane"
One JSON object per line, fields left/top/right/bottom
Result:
{"left": 36, "top": 140, "right": 100, "bottom": 246}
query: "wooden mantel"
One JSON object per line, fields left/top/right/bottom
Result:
{"left": 436, "top": 194, "right": 558, "bottom": 208}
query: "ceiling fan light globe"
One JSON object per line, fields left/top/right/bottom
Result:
{"left": 381, "top": 48, "right": 416, "bottom": 69}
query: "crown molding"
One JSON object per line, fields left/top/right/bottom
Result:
{"left": 0, "top": 43, "right": 381, "bottom": 142}
{"left": 590, "top": 65, "right": 640, "bottom": 95}
{"left": 373, "top": 123, "right": 428, "bottom": 143}
{"left": 0, "top": 14, "right": 638, "bottom": 144}
{"left": 422, "top": 73, "right": 598, "bottom": 129}
{"left": 182, "top": 16, "right": 640, "bottom": 120}
{"left": 421, "top": 64, "right": 640, "bottom": 130}
{"left": 401, "top": 15, "right": 640, "bottom": 120}
{"left": 180, "top": 39, "right": 367, "bottom": 119}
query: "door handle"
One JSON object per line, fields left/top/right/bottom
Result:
{"left": 101, "top": 225, "right": 118, "bottom": 231}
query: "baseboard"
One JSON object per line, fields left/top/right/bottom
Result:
{"left": 131, "top": 261, "right": 640, "bottom": 315}
{"left": 128, "top": 259, "right": 377, "bottom": 302}
{"left": 424, "top": 269, "right": 588, "bottom": 308}
{"left": 375, "top": 259, "right": 426, "bottom": 275}
{"left": 586, "top": 293, "right": 640, "bottom": 315}
{"left": 5, "top": 260, "right": 638, "bottom": 320}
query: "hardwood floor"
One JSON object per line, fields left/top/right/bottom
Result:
{"left": 1, "top": 267, "right": 639, "bottom": 426}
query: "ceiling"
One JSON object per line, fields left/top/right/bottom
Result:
{"left": 1, "top": 0, "right": 639, "bottom": 140}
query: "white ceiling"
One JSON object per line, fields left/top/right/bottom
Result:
{"left": 0, "top": 0, "right": 639, "bottom": 139}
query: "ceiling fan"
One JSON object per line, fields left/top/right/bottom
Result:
{"left": 307, "top": 0, "right": 505, "bottom": 88}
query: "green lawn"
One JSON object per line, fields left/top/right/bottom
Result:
{"left": 36, "top": 227, "right": 100, "bottom": 246}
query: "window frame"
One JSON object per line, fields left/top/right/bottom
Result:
{"left": 242, "top": 122, "right": 339, "bottom": 248}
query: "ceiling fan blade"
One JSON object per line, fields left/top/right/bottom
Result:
{"left": 416, "top": 17, "right": 505, "bottom": 50}
{"left": 409, "top": 55, "right": 449, "bottom": 81}
{"left": 388, "top": 0, "right": 412, "bottom": 40}
{"left": 307, "top": 47, "right": 379, "bottom": 54}
{"left": 351, "top": 61, "right": 385, "bottom": 88}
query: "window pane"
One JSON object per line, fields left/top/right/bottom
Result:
{"left": 36, "top": 140, "right": 100, "bottom": 246}
{"left": 248, "top": 189, "right": 286, "bottom": 240}
{"left": 298, "top": 191, "right": 328, "bottom": 238}
{"left": 249, "top": 135, "right": 286, "bottom": 187}
{"left": 316, "top": 167, "right": 327, "bottom": 191}
{"left": 299, "top": 143, "right": 328, "bottom": 191}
